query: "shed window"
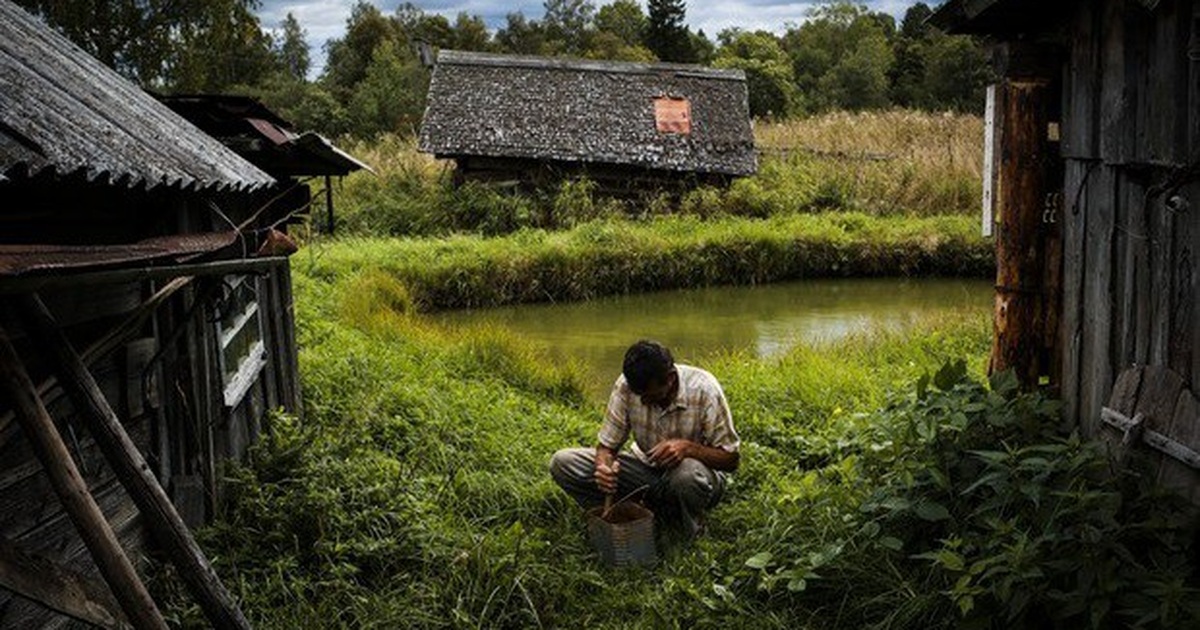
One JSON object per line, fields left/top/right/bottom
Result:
{"left": 654, "top": 97, "right": 691, "bottom": 134}
{"left": 214, "top": 275, "right": 266, "bottom": 407}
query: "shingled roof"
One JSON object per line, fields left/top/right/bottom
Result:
{"left": 419, "top": 50, "right": 757, "bottom": 177}
{"left": 0, "top": 0, "right": 274, "bottom": 192}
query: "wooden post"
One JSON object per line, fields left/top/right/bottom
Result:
{"left": 0, "top": 324, "right": 168, "bottom": 630}
{"left": 0, "top": 535, "right": 130, "bottom": 629}
{"left": 325, "top": 174, "right": 335, "bottom": 235}
{"left": 17, "top": 294, "right": 253, "bottom": 630}
{"left": 990, "top": 43, "right": 1063, "bottom": 389}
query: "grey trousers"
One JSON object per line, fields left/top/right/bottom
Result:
{"left": 549, "top": 447, "right": 725, "bottom": 535}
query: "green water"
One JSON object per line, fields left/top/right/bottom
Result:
{"left": 435, "top": 278, "right": 992, "bottom": 400}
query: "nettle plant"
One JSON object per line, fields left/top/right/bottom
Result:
{"left": 747, "top": 362, "right": 1200, "bottom": 629}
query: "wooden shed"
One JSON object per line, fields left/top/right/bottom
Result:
{"left": 933, "top": 0, "right": 1200, "bottom": 501}
{"left": 0, "top": 1, "right": 365, "bottom": 627}
{"left": 418, "top": 50, "right": 758, "bottom": 191}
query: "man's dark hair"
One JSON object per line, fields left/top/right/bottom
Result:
{"left": 623, "top": 340, "right": 674, "bottom": 394}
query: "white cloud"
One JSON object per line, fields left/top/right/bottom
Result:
{"left": 256, "top": 0, "right": 931, "bottom": 77}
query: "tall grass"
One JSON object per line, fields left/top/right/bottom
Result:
{"left": 157, "top": 254, "right": 1198, "bottom": 629}
{"left": 299, "top": 212, "right": 991, "bottom": 311}
{"left": 327, "top": 110, "right": 984, "bottom": 237}
{"left": 156, "top": 253, "right": 995, "bottom": 628}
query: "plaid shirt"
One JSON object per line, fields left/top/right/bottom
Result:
{"left": 597, "top": 364, "right": 740, "bottom": 464}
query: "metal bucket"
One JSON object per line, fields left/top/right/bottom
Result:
{"left": 586, "top": 502, "right": 657, "bottom": 567}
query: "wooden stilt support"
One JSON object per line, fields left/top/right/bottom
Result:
{"left": 0, "top": 324, "right": 168, "bottom": 630}
{"left": 17, "top": 294, "right": 252, "bottom": 630}
{"left": 0, "top": 535, "right": 129, "bottom": 629}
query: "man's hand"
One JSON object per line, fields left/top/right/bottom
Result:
{"left": 647, "top": 439, "right": 694, "bottom": 468}
{"left": 594, "top": 446, "right": 620, "bottom": 495}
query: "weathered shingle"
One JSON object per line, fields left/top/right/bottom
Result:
{"left": 0, "top": 0, "right": 275, "bottom": 192}
{"left": 419, "top": 50, "right": 757, "bottom": 177}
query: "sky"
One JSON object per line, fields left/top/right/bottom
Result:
{"left": 256, "top": 0, "right": 930, "bottom": 77}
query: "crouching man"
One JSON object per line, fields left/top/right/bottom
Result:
{"left": 549, "top": 340, "right": 740, "bottom": 537}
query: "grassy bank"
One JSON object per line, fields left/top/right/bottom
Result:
{"left": 331, "top": 110, "right": 984, "bottom": 237}
{"left": 156, "top": 258, "right": 1198, "bottom": 629}
{"left": 300, "top": 212, "right": 991, "bottom": 311}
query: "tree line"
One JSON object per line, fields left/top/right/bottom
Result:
{"left": 15, "top": 0, "right": 991, "bottom": 139}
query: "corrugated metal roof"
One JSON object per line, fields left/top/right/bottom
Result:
{"left": 0, "top": 232, "right": 240, "bottom": 276}
{"left": 0, "top": 0, "right": 275, "bottom": 191}
{"left": 158, "top": 94, "right": 373, "bottom": 177}
{"left": 419, "top": 50, "right": 757, "bottom": 177}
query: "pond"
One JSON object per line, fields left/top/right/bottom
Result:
{"left": 434, "top": 278, "right": 992, "bottom": 400}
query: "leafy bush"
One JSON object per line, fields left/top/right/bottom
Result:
{"left": 741, "top": 362, "right": 1200, "bottom": 629}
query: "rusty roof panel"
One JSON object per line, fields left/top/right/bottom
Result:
{"left": 418, "top": 50, "right": 757, "bottom": 177}
{"left": 0, "top": 232, "right": 241, "bottom": 276}
{"left": 0, "top": 0, "right": 275, "bottom": 192}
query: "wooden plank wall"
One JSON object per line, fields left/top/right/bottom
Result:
{"left": 1060, "top": 0, "right": 1200, "bottom": 436}
{"left": 0, "top": 262, "right": 301, "bottom": 627}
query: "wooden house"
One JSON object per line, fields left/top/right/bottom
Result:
{"left": 418, "top": 50, "right": 758, "bottom": 191}
{"left": 0, "top": 1, "right": 365, "bottom": 627}
{"left": 933, "top": 0, "right": 1200, "bottom": 501}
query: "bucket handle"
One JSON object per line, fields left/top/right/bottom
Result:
{"left": 602, "top": 485, "right": 650, "bottom": 520}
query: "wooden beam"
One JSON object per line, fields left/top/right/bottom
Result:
{"left": 0, "top": 256, "right": 287, "bottom": 295}
{"left": 17, "top": 294, "right": 252, "bottom": 630}
{"left": 0, "top": 535, "right": 129, "bottom": 629}
{"left": 991, "top": 77, "right": 1060, "bottom": 388}
{"left": 0, "top": 324, "right": 168, "bottom": 630}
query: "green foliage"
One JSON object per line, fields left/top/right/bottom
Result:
{"left": 160, "top": 238, "right": 1198, "bottom": 628}
{"left": 715, "top": 31, "right": 801, "bottom": 118}
{"left": 595, "top": 0, "right": 647, "bottom": 46}
{"left": 542, "top": 0, "right": 596, "bottom": 55}
{"left": 161, "top": 250, "right": 1000, "bottom": 627}
{"left": 644, "top": 0, "right": 695, "bottom": 62}
{"left": 741, "top": 364, "right": 1200, "bottom": 628}
{"left": 14, "top": 0, "right": 276, "bottom": 90}
{"left": 275, "top": 13, "right": 310, "bottom": 81}
{"left": 303, "top": 213, "right": 993, "bottom": 311}
{"left": 348, "top": 39, "right": 429, "bottom": 138}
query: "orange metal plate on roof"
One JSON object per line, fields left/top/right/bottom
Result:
{"left": 654, "top": 97, "right": 691, "bottom": 135}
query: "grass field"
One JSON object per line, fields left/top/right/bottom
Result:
{"left": 155, "top": 257, "right": 1199, "bottom": 629}
{"left": 153, "top": 110, "right": 1199, "bottom": 628}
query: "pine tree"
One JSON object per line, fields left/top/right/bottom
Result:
{"left": 277, "top": 13, "right": 310, "bottom": 81}
{"left": 644, "top": 0, "right": 694, "bottom": 62}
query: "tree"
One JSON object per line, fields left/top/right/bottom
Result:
{"left": 12, "top": 0, "right": 273, "bottom": 90}
{"left": 496, "top": 13, "right": 548, "bottom": 54}
{"left": 395, "top": 4, "right": 454, "bottom": 49}
{"left": 276, "top": 13, "right": 310, "bottom": 81}
{"left": 644, "top": 0, "right": 694, "bottom": 62}
{"left": 922, "top": 31, "right": 990, "bottom": 112}
{"left": 900, "top": 2, "right": 934, "bottom": 40}
{"left": 781, "top": 1, "right": 894, "bottom": 111}
{"left": 170, "top": 0, "right": 277, "bottom": 93}
{"left": 690, "top": 30, "right": 715, "bottom": 64}
{"left": 348, "top": 39, "right": 428, "bottom": 137}
{"left": 322, "top": 2, "right": 398, "bottom": 102}
{"left": 714, "top": 31, "right": 799, "bottom": 118}
{"left": 452, "top": 13, "right": 493, "bottom": 51}
{"left": 543, "top": 0, "right": 596, "bottom": 54}
{"left": 595, "top": 0, "right": 646, "bottom": 46}
{"left": 251, "top": 75, "right": 348, "bottom": 137}
{"left": 584, "top": 31, "right": 656, "bottom": 61}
